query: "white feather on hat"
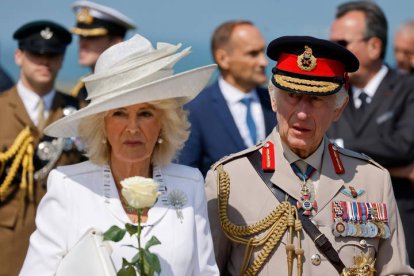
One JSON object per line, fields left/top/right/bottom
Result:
{"left": 44, "top": 34, "right": 216, "bottom": 138}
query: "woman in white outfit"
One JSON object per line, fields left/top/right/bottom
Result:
{"left": 20, "top": 34, "right": 218, "bottom": 276}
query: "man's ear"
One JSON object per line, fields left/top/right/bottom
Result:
{"left": 14, "top": 49, "right": 23, "bottom": 66}
{"left": 333, "top": 94, "right": 349, "bottom": 122}
{"left": 214, "top": 48, "right": 230, "bottom": 70}
{"left": 268, "top": 85, "right": 277, "bottom": 112}
{"left": 367, "top": 37, "right": 382, "bottom": 60}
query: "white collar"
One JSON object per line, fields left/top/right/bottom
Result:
{"left": 17, "top": 80, "right": 56, "bottom": 112}
{"left": 353, "top": 65, "right": 388, "bottom": 99}
{"left": 218, "top": 77, "right": 258, "bottom": 104}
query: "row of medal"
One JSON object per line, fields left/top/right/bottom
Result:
{"left": 331, "top": 201, "right": 390, "bottom": 239}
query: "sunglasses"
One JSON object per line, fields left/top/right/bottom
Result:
{"left": 331, "top": 37, "right": 370, "bottom": 48}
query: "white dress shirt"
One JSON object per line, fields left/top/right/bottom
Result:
{"left": 219, "top": 77, "right": 266, "bottom": 147}
{"left": 17, "top": 80, "right": 55, "bottom": 126}
{"left": 352, "top": 65, "right": 388, "bottom": 109}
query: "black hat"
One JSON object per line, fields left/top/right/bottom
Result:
{"left": 71, "top": 1, "right": 136, "bottom": 38}
{"left": 267, "top": 36, "right": 359, "bottom": 95}
{"left": 13, "top": 20, "right": 72, "bottom": 55}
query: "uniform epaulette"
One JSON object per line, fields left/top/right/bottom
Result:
{"left": 210, "top": 142, "right": 264, "bottom": 171}
{"left": 336, "top": 146, "right": 384, "bottom": 170}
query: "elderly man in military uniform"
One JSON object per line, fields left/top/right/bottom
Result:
{"left": 70, "top": 0, "right": 136, "bottom": 101}
{"left": 206, "top": 36, "right": 414, "bottom": 275}
{"left": 0, "top": 20, "right": 84, "bottom": 276}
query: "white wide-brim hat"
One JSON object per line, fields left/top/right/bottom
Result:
{"left": 44, "top": 34, "right": 216, "bottom": 138}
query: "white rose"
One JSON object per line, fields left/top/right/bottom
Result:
{"left": 121, "top": 176, "right": 160, "bottom": 209}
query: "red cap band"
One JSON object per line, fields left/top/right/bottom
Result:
{"left": 276, "top": 53, "right": 346, "bottom": 77}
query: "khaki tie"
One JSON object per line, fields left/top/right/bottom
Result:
{"left": 37, "top": 98, "right": 45, "bottom": 130}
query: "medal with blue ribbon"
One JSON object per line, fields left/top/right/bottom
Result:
{"left": 291, "top": 162, "right": 317, "bottom": 216}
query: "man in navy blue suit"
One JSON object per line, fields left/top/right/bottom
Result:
{"left": 177, "top": 20, "right": 276, "bottom": 176}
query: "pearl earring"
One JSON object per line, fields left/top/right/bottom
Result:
{"left": 102, "top": 138, "right": 107, "bottom": 144}
{"left": 157, "top": 137, "right": 164, "bottom": 144}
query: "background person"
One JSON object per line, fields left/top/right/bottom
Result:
{"left": 20, "top": 34, "right": 219, "bottom": 275}
{"left": 178, "top": 20, "right": 275, "bottom": 176}
{"left": 0, "top": 20, "right": 83, "bottom": 276}
{"left": 0, "top": 65, "right": 14, "bottom": 92}
{"left": 206, "top": 35, "right": 413, "bottom": 275}
{"left": 70, "top": 0, "right": 136, "bottom": 101}
{"left": 327, "top": 1, "right": 414, "bottom": 265}
{"left": 393, "top": 20, "right": 414, "bottom": 74}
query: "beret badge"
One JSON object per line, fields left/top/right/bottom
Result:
{"left": 77, "top": 8, "right": 94, "bottom": 25}
{"left": 297, "top": 45, "right": 317, "bottom": 71}
{"left": 40, "top": 27, "right": 53, "bottom": 40}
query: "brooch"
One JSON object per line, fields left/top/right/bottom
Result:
{"left": 168, "top": 189, "right": 187, "bottom": 223}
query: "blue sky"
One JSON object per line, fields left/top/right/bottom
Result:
{"left": 1, "top": 0, "right": 413, "bottom": 91}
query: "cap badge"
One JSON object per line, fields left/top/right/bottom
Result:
{"left": 297, "top": 45, "right": 317, "bottom": 71}
{"left": 77, "top": 8, "right": 94, "bottom": 24}
{"left": 40, "top": 27, "right": 53, "bottom": 40}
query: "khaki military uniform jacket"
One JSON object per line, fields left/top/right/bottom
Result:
{"left": 0, "top": 87, "right": 83, "bottom": 276}
{"left": 206, "top": 129, "right": 414, "bottom": 276}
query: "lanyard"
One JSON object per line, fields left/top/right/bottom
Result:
{"left": 102, "top": 164, "right": 168, "bottom": 205}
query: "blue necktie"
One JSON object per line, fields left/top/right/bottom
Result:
{"left": 240, "top": 97, "right": 257, "bottom": 144}
{"left": 358, "top": 91, "right": 368, "bottom": 111}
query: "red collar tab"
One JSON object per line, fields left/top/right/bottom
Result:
{"left": 276, "top": 52, "right": 346, "bottom": 77}
{"left": 261, "top": 141, "right": 275, "bottom": 172}
{"left": 328, "top": 144, "right": 345, "bottom": 175}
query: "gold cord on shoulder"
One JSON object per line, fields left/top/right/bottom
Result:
{"left": 217, "top": 164, "right": 303, "bottom": 276}
{"left": 0, "top": 127, "right": 34, "bottom": 204}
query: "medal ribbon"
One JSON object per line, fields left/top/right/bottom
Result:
{"left": 290, "top": 162, "right": 316, "bottom": 182}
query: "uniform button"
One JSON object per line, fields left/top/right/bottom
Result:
{"left": 360, "top": 239, "right": 367, "bottom": 248}
{"left": 311, "top": 254, "right": 321, "bottom": 266}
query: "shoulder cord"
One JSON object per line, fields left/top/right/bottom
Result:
{"left": 217, "top": 164, "right": 303, "bottom": 276}
{"left": 0, "top": 126, "right": 34, "bottom": 206}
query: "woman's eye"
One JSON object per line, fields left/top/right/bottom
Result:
{"left": 139, "top": 110, "right": 154, "bottom": 117}
{"left": 113, "top": 110, "right": 126, "bottom": 117}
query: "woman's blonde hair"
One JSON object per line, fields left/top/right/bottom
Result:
{"left": 78, "top": 99, "right": 189, "bottom": 166}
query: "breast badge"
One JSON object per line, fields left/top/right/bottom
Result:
{"left": 341, "top": 186, "right": 365, "bottom": 199}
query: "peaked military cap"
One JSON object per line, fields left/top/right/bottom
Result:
{"left": 267, "top": 36, "right": 359, "bottom": 95}
{"left": 71, "top": 1, "right": 136, "bottom": 38}
{"left": 13, "top": 20, "right": 72, "bottom": 55}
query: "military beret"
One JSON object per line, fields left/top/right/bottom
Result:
{"left": 71, "top": 1, "right": 136, "bottom": 38}
{"left": 267, "top": 36, "right": 359, "bottom": 95}
{"left": 13, "top": 20, "right": 72, "bottom": 55}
